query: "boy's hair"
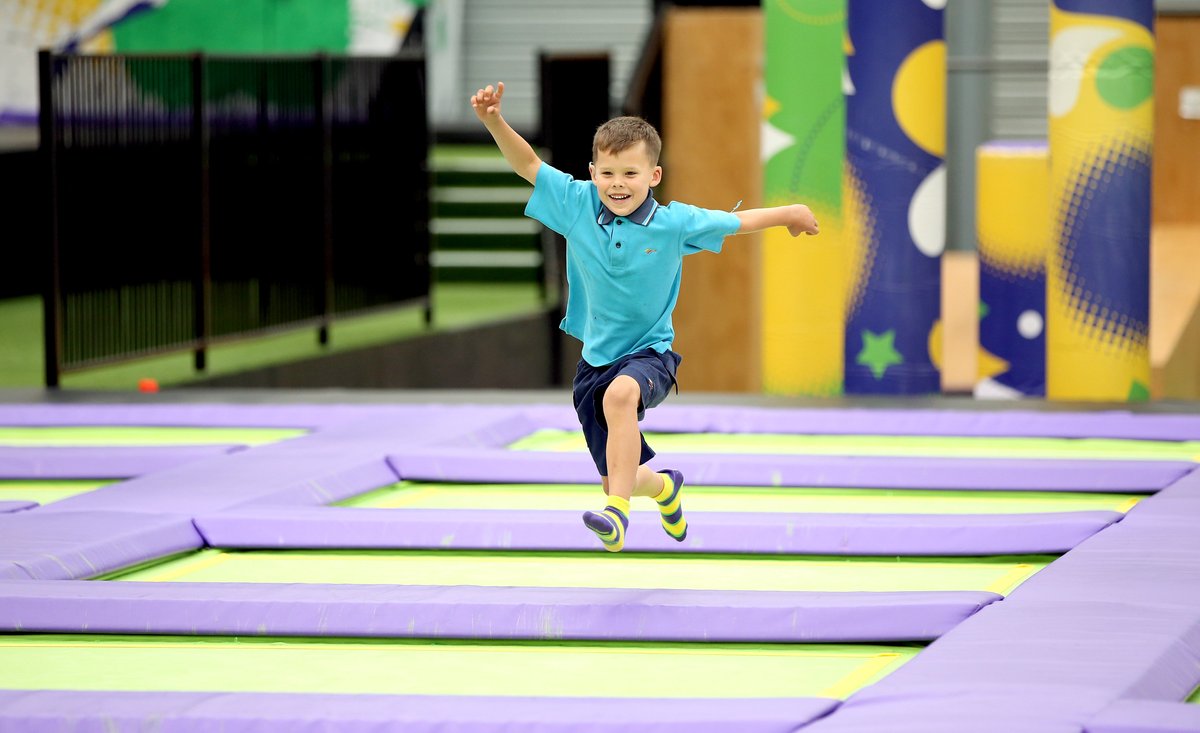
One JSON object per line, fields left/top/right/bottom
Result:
{"left": 592, "top": 116, "right": 662, "bottom": 166}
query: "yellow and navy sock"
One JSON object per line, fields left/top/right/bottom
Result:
{"left": 582, "top": 495, "right": 630, "bottom": 552}
{"left": 655, "top": 469, "right": 688, "bottom": 542}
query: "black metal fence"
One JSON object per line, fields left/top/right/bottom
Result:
{"left": 39, "top": 51, "right": 430, "bottom": 386}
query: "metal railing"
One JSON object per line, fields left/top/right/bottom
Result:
{"left": 39, "top": 51, "right": 431, "bottom": 386}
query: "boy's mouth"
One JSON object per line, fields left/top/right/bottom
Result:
{"left": 609, "top": 193, "right": 631, "bottom": 202}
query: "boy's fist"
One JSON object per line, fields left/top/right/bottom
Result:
{"left": 787, "top": 204, "right": 819, "bottom": 236}
{"left": 471, "top": 82, "right": 505, "bottom": 122}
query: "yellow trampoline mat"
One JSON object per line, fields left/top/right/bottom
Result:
{"left": 509, "top": 430, "right": 1200, "bottom": 462}
{"left": 0, "top": 426, "right": 306, "bottom": 447}
{"left": 109, "top": 549, "right": 1050, "bottom": 596}
{"left": 0, "top": 635, "right": 917, "bottom": 700}
{"left": 339, "top": 482, "right": 1143, "bottom": 515}
{"left": 0, "top": 479, "right": 112, "bottom": 505}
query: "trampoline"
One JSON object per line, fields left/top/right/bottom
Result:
{"left": 0, "top": 635, "right": 915, "bottom": 700}
{"left": 0, "top": 426, "right": 306, "bottom": 447}
{"left": 511, "top": 429, "right": 1200, "bottom": 461}
{"left": 342, "top": 480, "right": 1144, "bottom": 514}
{"left": 104, "top": 548, "right": 1049, "bottom": 595}
{"left": 0, "top": 401, "right": 1198, "bottom": 733}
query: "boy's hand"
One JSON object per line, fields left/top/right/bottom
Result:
{"left": 471, "top": 82, "right": 505, "bottom": 123}
{"left": 787, "top": 204, "right": 820, "bottom": 236}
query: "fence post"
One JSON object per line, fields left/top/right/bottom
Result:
{"left": 192, "top": 53, "right": 211, "bottom": 371}
{"left": 316, "top": 54, "right": 333, "bottom": 345}
{"left": 39, "top": 50, "right": 62, "bottom": 388}
{"left": 538, "top": 52, "right": 611, "bottom": 385}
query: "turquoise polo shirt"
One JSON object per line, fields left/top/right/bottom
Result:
{"left": 525, "top": 162, "right": 741, "bottom": 367}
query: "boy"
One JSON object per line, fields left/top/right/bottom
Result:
{"left": 471, "top": 82, "right": 818, "bottom": 552}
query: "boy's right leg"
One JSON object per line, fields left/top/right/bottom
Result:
{"left": 582, "top": 375, "right": 642, "bottom": 552}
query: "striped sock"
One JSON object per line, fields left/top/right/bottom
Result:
{"left": 582, "top": 495, "right": 630, "bottom": 552}
{"left": 655, "top": 469, "right": 688, "bottom": 541}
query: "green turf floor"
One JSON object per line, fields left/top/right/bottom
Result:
{"left": 0, "top": 479, "right": 112, "bottom": 505}
{"left": 0, "top": 426, "right": 306, "bottom": 447}
{"left": 339, "top": 481, "right": 1143, "bottom": 515}
{"left": 1189, "top": 685, "right": 1200, "bottom": 704}
{"left": 0, "top": 282, "right": 544, "bottom": 389}
{"left": 510, "top": 430, "right": 1200, "bottom": 462}
{"left": 106, "top": 549, "right": 1050, "bottom": 596}
{"left": 0, "top": 635, "right": 917, "bottom": 699}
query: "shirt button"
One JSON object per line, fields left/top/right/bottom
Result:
{"left": 615, "top": 242, "right": 622, "bottom": 248}
{"left": 616, "top": 220, "right": 623, "bottom": 225}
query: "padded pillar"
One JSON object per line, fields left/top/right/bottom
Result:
{"left": 1046, "top": 0, "right": 1154, "bottom": 401}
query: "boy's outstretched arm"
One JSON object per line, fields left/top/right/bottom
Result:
{"left": 734, "top": 204, "right": 820, "bottom": 237}
{"left": 470, "top": 82, "right": 541, "bottom": 185}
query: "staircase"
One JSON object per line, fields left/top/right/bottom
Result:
{"left": 429, "top": 145, "right": 545, "bottom": 288}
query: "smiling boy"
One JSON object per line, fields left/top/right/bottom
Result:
{"left": 471, "top": 82, "right": 818, "bottom": 552}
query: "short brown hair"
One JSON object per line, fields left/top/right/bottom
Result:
{"left": 592, "top": 116, "right": 662, "bottom": 166}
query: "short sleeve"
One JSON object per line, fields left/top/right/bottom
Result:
{"left": 673, "top": 203, "right": 742, "bottom": 255}
{"left": 525, "top": 162, "right": 593, "bottom": 237}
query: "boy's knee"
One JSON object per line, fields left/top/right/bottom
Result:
{"left": 602, "top": 376, "right": 641, "bottom": 417}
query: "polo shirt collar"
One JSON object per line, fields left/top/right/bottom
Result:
{"left": 597, "top": 191, "right": 659, "bottom": 226}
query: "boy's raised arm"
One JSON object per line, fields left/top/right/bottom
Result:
{"left": 470, "top": 82, "right": 542, "bottom": 185}
{"left": 734, "top": 204, "right": 820, "bottom": 237}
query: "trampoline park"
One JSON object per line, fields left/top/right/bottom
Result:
{"left": 3, "top": 0, "right": 1200, "bottom": 731}
{"left": 0, "top": 400, "right": 1198, "bottom": 732}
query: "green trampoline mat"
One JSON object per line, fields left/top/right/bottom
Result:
{"left": 108, "top": 549, "right": 1051, "bottom": 596}
{"left": 0, "top": 635, "right": 916, "bottom": 699}
{"left": 339, "top": 482, "right": 1143, "bottom": 515}
{"left": 509, "top": 430, "right": 1200, "bottom": 462}
{"left": 0, "top": 426, "right": 307, "bottom": 447}
{"left": 0, "top": 479, "right": 112, "bottom": 505}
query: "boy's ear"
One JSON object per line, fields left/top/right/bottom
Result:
{"left": 588, "top": 162, "right": 595, "bottom": 179}
{"left": 651, "top": 166, "right": 663, "bottom": 187}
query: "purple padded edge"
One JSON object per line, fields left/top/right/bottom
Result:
{"left": 0, "top": 501, "right": 35, "bottom": 514}
{"left": 5, "top": 402, "right": 1200, "bottom": 440}
{"left": 0, "top": 511, "right": 202, "bottom": 580}
{"left": 639, "top": 405, "right": 1200, "bottom": 441}
{"left": 0, "top": 690, "right": 838, "bottom": 733}
{"left": 801, "top": 451, "right": 1200, "bottom": 732}
{"left": 389, "top": 450, "right": 1189, "bottom": 492}
{"left": 0, "top": 579, "right": 999, "bottom": 642}
{"left": 0, "top": 445, "right": 243, "bottom": 479}
{"left": 194, "top": 506, "right": 1121, "bottom": 556}
{"left": 1086, "top": 700, "right": 1200, "bottom": 733}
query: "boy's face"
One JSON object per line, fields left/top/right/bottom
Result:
{"left": 589, "top": 141, "right": 662, "bottom": 217}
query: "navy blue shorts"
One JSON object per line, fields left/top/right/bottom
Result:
{"left": 572, "top": 348, "right": 681, "bottom": 476}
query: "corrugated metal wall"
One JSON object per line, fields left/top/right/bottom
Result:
{"left": 445, "top": 0, "right": 651, "bottom": 131}
{"left": 990, "top": 0, "right": 1050, "bottom": 140}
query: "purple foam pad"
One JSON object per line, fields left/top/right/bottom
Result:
{"left": 35, "top": 412, "right": 530, "bottom": 515}
{"left": 195, "top": 506, "right": 1120, "bottom": 556}
{"left": 841, "top": 599, "right": 1200, "bottom": 702}
{"left": 1087, "top": 700, "right": 1200, "bottom": 733}
{"left": 0, "top": 511, "right": 202, "bottom": 580}
{"left": 0, "top": 445, "right": 244, "bottom": 479}
{"left": 0, "top": 690, "right": 839, "bottom": 733}
{"left": 389, "top": 450, "right": 1188, "bottom": 492}
{"left": 0, "top": 501, "right": 36, "bottom": 514}
{"left": 801, "top": 688, "right": 1117, "bottom": 733}
{"left": 0, "top": 579, "right": 999, "bottom": 642}
{"left": 6, "top": 402, "right": 1200, "bottom": 440}
{"left": 1008, "top": 517, "right": 1200, "bottom": 606}
{"left": 640, "top": 405, "right": 1200, "bottom": 441}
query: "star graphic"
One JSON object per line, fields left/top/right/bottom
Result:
{"left": 856, "top": 329, "right": 904, "bottom": 380}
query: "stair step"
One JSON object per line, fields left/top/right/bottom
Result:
{"left": 431, "top": 186, "right": 530, "bottom": 219}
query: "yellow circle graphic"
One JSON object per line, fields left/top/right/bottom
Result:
{"left": 892, "top": 40, "right": 946, "bottom": 158}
